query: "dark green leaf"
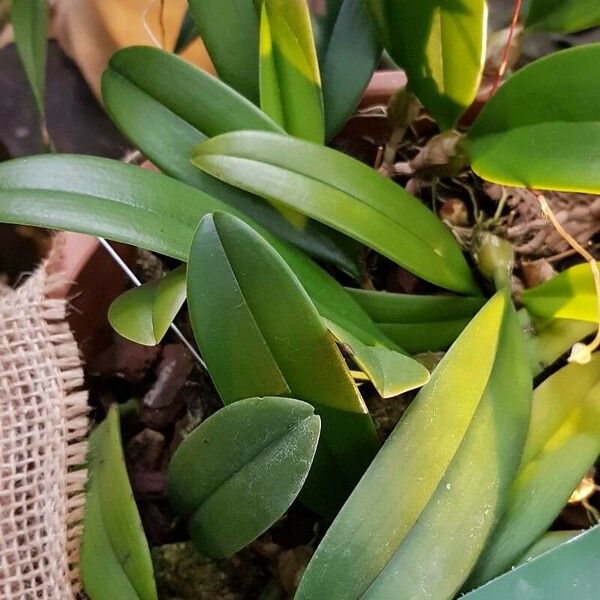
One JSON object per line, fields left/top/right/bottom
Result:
{"left": 187, "top": 212, "right": 379, "bottom": 515}
{"left": 347, "top": 288, "right": 484, "bottom": 352}
{"left": 259, "top": 0, "right": 324, "bottom": 142}
{"left": 104, "top": 47, "right": 279, "bottom": 138}
{"left": 108, "top": 266, "right": 186, "bottom": 346}
{"left": 0, "top": 154, "right": 406, "bottom": 384}
{"left": 81, "top": 405, "right": 157, "bottom": 600}
{"left": 467, "top": 354, "right": 600, "bottom": 587}
{"left": 516, "top": 531, "right": 581, "bottom": 566}
{"left": 522, "top": 262, "right": 600, "bottom": 323}
{"left": 187, "top": 0, "right": 260, "bottom": 102}
{"left": 317, "top": 0, "right": 381, "bottom": 139}
{"left": 296, "top": 292, "right": 532, "bottom": 600}
{"left": 525, "top": 0, "right": 600, "bottom": 33}
{"left": 462, "top": 526, "right": 600, "bottom": 600}
{"left": 167, "top": 397, "right": 320, "bottom": 557}
{"left": 379, "top": 318, "right": 473, "bottom": 353}
{"left": 102, "top": 46, "right": 359, "bottom": 277}
{"left": 192, "top": 131, "right": 479, "bottom": 294}
{"left": 466, "top": 45, "right": 600, "bottom": 194}
{"left": 365, "top": 0, "right": 487, "bottom": 129}
{"left": 346, "top": 288, "right": 485, "bottom": 323}
{"left": 174, "top": 10, "right": 198, "bottom": 53}
{"left": 11, "top": 0, "right": 47, "bottom": 117}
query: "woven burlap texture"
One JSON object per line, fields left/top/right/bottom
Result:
{"left": 0, "top": 266, "right": 88, "bottom": 599}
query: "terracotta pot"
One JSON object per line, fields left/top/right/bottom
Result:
{"left": 47, "top": 231, "right": 136, "bottom": 361}
{"left": 335, "top": 70, "right": 407, "bottom": 144}
{"left": 359, "top": 70, "right": 407, "bottom": 109}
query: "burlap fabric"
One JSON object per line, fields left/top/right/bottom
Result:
{"left": 0, "top": 264, "right": 88, "bottom": 599}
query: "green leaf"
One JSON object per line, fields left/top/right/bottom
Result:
{"left": 259, "top": 0, "right": 324, "bottom": 142}
{"left": 187, "top": 212, "right": 379, "bottom": 515}
{"left": 104, "top": 47, "right": 280, "bottom": 139}
{"left": 324, "top": 318, "right": 430, "bottom": 397}
{"left": 378, "top": 318, "right": 473, "bottom": 353}
{"left": 192, "top": 131, "right": 479, "bottom": 294}
{"left": 174, "top": 10, "right": 198, "bottom": 53}
{"left": 295, "top": 291, "right": 532, "bottom": 600}
{"left": 522, "top": 262, "right": 600, "bottom": 323}
{"left": 187, "top": 0, "right": 260, "bottom": 102}
{"left": 346, "top": 288, "right": 485, "bottom": 323}
{"left": 466, "top": 45, "right": 600, "bottom": 194}
{"left": 462, "top": 526, "right": 600, "bottom": 599}
{"left": 167, "top": 396, "right": 320, "bottom": 558}
{"left": 516, "top": 531, "right": 582, "bottom": 566}
{"left": 347, "top": 289, "right": 485, "bottom": 352}
{"left": 316, "top": 0, "right": 381, "bottom": 139}
{"left": 0, "top": 154, "right": 410, "bottom": 387}
{"left": 525, "top": 0, "right": 600, "bottom": 33}
{"left": 102, "top": 46, "right": 359, "bottom": 278}
{"left": 81, "top": 405, "right": 157, "bottom": 600}
{"left": 108, "top": 266, "right": 186, "bottom": 346}
{"left": 467, "top": 354, "right": 600, "bottom": 587}
{"left": 524, "top": 315, "right": 596, "bottom": 376}
{"left": 365, "top": 0, "right": 487, "bottom": 130}
{"left": 11, "top": 0, "right": 47, "bottom": 117}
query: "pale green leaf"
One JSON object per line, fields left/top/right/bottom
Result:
{"left": 259, "top": 0, "right": 324, "bottom": 142}
{"left": 467, "top": 355, "right": 600, "bottom": 587}
{"left": 296, "top": 292, "right": 532, "bottom": 600}
{"left": 192, "top": 131, "right": 480, "bottom": 294}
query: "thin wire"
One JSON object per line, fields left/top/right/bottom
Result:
{"left": 98, "top": 238, "right": 206, "bottom": 368}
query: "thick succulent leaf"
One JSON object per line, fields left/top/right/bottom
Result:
{"left": 260, "top": 0, "right": 324, "bottom": 142}
{"left": 295, "top": 291, "right": 532, "bottom": 600}
{"left": 80, "top": 477, "right": 141, "bottom": 600}
{"left": 193, "top": 131, "right": 479, "bottom": 294}
{"left": 0, "top": 154, "right": 390, "bottom": 358}
{"left": 81, "top": 405, "right": 157, "bottom": 600}
{"left": 522, "top": 262, "right": 600, "bottom": 323}
{"left": 167, "top": 397, "right": 320, "bottom": 558}
{"left": 108, "top": 266, "right": 186, "bottom": 346}
{"left": 365, "top": 0, "right": 487, "bottom": 130}
{"left": 466, "top": 45, "right": 600, "bottom": 194}
{"left": 468, "top": 355, "right": 600, "bottom": 587}
{"left": 516, "top": 531, "right": 582, "bottom": 566}
{"left": 525, "top": 0, "right": 600, "bottom": 33}
{"left": 174, "top": 10, "right": 198, "bottom": 53}
{"left": 187, "top": 212, "right": 379, "bottom": 515}
{"left": 524, "top": 314, "right": 596, "bottom": 376}
{"left": 462, "top": 526, "right": 600, "bottom": 600}
{"left": 346, "top": 288, "right": 485, "bottom": 323}
{"left": 104, "top": 47, "right": 280, "bottom": 138}
{"left": 347, "top": 289, "right": 484, "bottom": 352}
{"left": 324, "top": 318, "right": 430, "bottom": 397}
{"left": 379, "top": 318, "right": 473, "bottom": 353}
{"left": 187, "top": 0, "right": 260, "bottom": 102}
{"left": 11, "top": 0, "right": 47, "bottom": 117}
{"left": 102, "top": 46, "right": 359, "bottom": 277}
{"left": 315, "top": 0, "right": 381, "bottom": 139}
